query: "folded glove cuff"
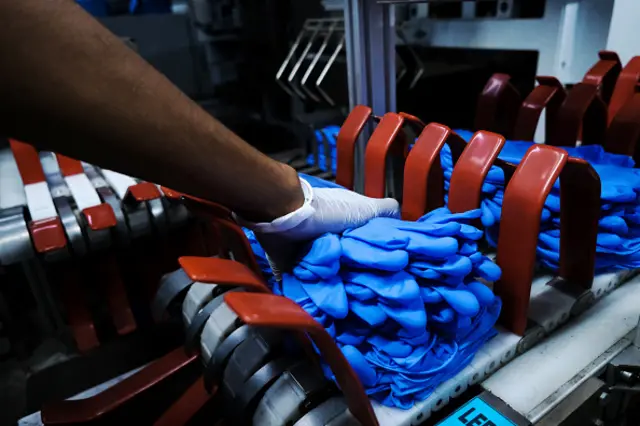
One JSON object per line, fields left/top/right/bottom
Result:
{"left": 235, "top": 178, "right": 316, "bottom": 234}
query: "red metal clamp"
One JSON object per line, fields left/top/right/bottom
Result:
{"left": 474, "top": 73, "right": 521, "bottom": 138}
{"left": 180, "top": 195, "right": 261, "bottom": 275}
{"left": 149, "top": 257, "right": 272, "bottom": 425}
{"left": 582, "top": 50, "right": 622, "bottom": 105}
{"left": 363, "top": 112, "right": 408, "bottom": 198}
{"left": 49, "top": 261, "right": 100, "bottom": 353}
{"left": 160, "top": 186, "right": 184, "bottom": 201}
{"left": 55, "top": 154, "right": 135, "bottom": 336}
{"left": 10, "top": 142, "right": 100, "bottom": 350}
{"left": 546, "top": 82, "right": 607, "bottom": 147}
{"left": 608, "top": 56, "right": 640, "bottom": 123}
{"left": 336, "top": 105, "right": 373, "bottom": 189}
{"left": 512, "top": 76, "right": 566, "bottom": 142}
{"left": 494, "top": 145, "right": 600, "bottom": 335}
{"left": 56, "top": 154, "right": 118, "bottom": 231}
{"left": 224, "top": 292, "right": 379, "bottom": 426}
{"left": 400, "top": 110, "right": 509, "bottom": 217}
{"left": 178, "top": 256, "right": 270, "bottom": 293}
{"left": 41, "top": 348, "right": 198, "bottom": 424}
{"left": 153, "top": 377, "right": 211, "bottom": 426}
{"left": 124, "top": 182, "right": 163, "bottom": 204}
{"left": 10, "top": 140, "right": 67, "bottom": 253}
{"left": 43, "top": 261, "right": 267, "bottom": 424}
{"left": 447, "top": 131, "right": 506, "bottom": 213}
{"left": 401, "top": 123, "right": 451, "bottom": 220}
{"left": 605, "top": 86, "right": 640, "bottom": 164}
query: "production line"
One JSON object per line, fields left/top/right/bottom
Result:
{"left": 1, "top": 46, "right": 638, "bottom": 426}
{"left": 4, "top": 0, "right": 640, "bottom": 423}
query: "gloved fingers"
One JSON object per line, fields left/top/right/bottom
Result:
{"left": 345, "top": 282, "right": 377, "bottom": 301}
{"left": 341, "top": 345, "right": 379, "bottom": 386}
{"left": 341, "top": 237, "right": 409, "bottom": 271}
{"left": 433, "top": 286, "right": 480, "bottom": 317}
{"left": 466, "top": 281, "right": 496, "bottom": 306}
{"left": 349, "top": 300, "right": 388, "bottom": 326}
{"left": 300, "top": 275, "right": 349, "bottom": 319}
{"left": 242, "top": 178, "right": 400, "bottom": 242}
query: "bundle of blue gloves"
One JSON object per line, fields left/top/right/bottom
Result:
{"left": 243, "top": 127, "right": 640, "bottom": 409}
{"left": 243, "top": 175, "right": 502, "bottom": 408}
{"left": 444, "top": 130, "right": 640, "bottom": 273}
{"left": 306, "top": 125, "right": 340, "bottom": 174}
{"left": 244, "top": 134, "right": 640, "bottom": 408}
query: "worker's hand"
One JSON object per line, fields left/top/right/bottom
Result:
{"left": 237, "top": 177, "right": 400, "bottom": 277}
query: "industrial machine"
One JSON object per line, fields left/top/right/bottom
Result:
{"left": 3, "top": 0, "right": 640, "bottom": 425}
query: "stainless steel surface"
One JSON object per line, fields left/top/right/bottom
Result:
{"left": 148, "top": 198, "right": 168, "bottom": 235}
{"left": 344, "top": 0, "right": 396, "bottom": 192}
{"left": 0, "top": 207, "right": 33, "bottom": 264}
{"left": 52, "top": 197, "right": 85, "bottom": 259}
{"left": 163, "top": 198, "right": 189, "bottom": 228}
{"left": 83, "top": 164, "right": 132, "bottom": 245}
{"left": 121, "top": 202, "right": 151, "bottom": 240}
{"left": 484, "top": 274, "right": 640, "bottom": 422}
{"left": 98, "top": 187, "right": 131, "bottom": 245}
{"left": 41, "top": 152, "right": 113, "bottom": 252}
{"left": 39, "top": 153, "right": 89, "bottom": 257}
{"left": 0, "top": 148, "right": 27, "bottom": 210}
{"left": 527, "top": 334, "right": 630, "bottom": 423}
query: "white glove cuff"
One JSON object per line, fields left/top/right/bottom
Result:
{"left": 235, "top": 178, "right": 315, "bottom": 234}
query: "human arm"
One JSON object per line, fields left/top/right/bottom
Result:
{"left": 0, "top": 0, "right": 302, "bottom": 222}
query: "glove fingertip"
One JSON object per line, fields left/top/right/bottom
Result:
{"left": 377, "top": 198, "right": 401, "bottom": 218}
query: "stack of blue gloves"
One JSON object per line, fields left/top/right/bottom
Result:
{"left": 442, "top": 130, "right": 640, "bottom": 273}
{"left": 244, "top": 181, "right": 502, "bottom": 408}
{"left": 306, "top": 125, "right": 340, "bottom": 174}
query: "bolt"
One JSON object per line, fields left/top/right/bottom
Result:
{"left": 620, "top": 370, "right": 634, "bottom": 382}
{"left": 599, "top": 391, "right": 610, "bottom": 406}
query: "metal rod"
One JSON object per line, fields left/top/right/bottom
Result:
{"left": 344, "top": 0, "right": 397, "bottom": 193}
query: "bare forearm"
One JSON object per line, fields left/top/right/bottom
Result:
{"left": 0, "top": 0, "right": 303, "bottom": 222}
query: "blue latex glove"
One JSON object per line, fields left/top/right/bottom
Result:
{"left": 341, "top": 237, "right": 409, "bottom": 271}
{"left": 244, "top": 193, "right": 503, "bottom": 408}
{"left": 342, "top": 270, "right": 420, "bottom": 304}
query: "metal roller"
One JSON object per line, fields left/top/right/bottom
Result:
{"left": 203, "top": 324, "right": 253, "bottom": 391}
{"left": 0, "top": 149, "right": 34, "bottom": 264}
{"left": 147, "top": 194, "right": 169, "bottom": 235}
{"left": 219, "top": 328, "right": 293, "bottom": 420}
{"left": 234, "top": 358, "right": 301, "bottom": 421}
{"left": 83, "top": 163, "right": 132, "bottom": 246}
{"left": 253, "top": 361, "right": 337, "bottom": 426}
{"left": 99, "top": 169, "right": 153, "bottom": 239}
{"left": 160, "top": 193, "right": 189, "bottom": 229}
{"left": 0, "top": 207, "right": 33, "bottom": 264}
{"left": 200, "top": 300, "right": 242, "bottom": 363}
{"left": 183, "top": 287, "right": 243, "bottom": 354}
{"left": 182, "top": 282, "right": 218, "bottom": 327}
{"left": 152, "top": 268, "right": 194, "bottom": 321}
{"left": 41, "top": 152, "right": 113, "bottom": 252}
{"left": 39, "top": 152, "right": 87, "bottom": 259}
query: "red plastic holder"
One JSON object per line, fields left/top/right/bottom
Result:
{"left": 494, "top": 146, "right": 600, "bottom": 335}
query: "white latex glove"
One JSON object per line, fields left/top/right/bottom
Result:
{"left": 236, "top": 178, "right": 400, "bottom": 276}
